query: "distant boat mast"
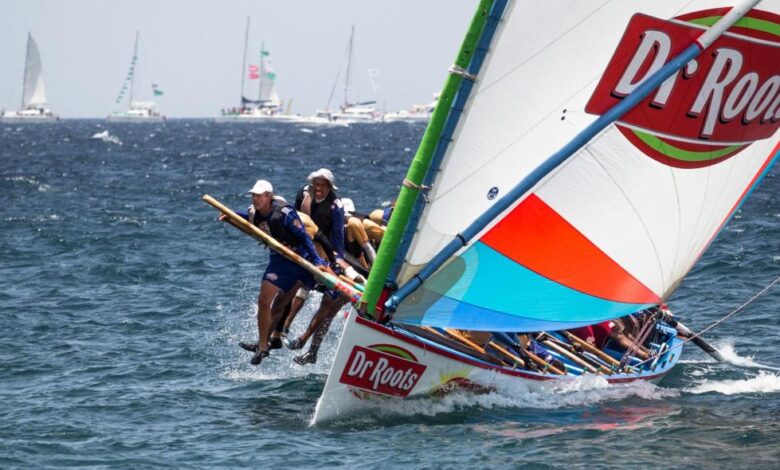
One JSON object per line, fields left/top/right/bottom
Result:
{"left": 343, "top": 25, "right": 355, "bottom": 107}
{"left": 240, "top": 17, "right": 249, "bottom": 103}
{"left": 129, "top": 31, "right": 139, "bottom": 105}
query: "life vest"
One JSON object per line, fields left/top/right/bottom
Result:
{"left": 247, "top": 198, "right": 298, "bottom": 247}
{"left": 299, "top": 185, "right": 340, "bottom": 237}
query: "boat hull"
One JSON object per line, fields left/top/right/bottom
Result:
{"left": 313, "top": 309, "right": 683, "bottom": 423}
{"left": 107, "top": 115, "right": 166, "bottom": 123}
{"left": 214, "top": 114, "right": 303, "bottom": 123}
{"left": 0, "top": 115, "right": 59, "bottom": 123}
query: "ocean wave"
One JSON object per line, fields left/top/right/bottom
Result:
{"left": 686, "top": 370, "right": 780, "bottom": 395}
{"left": 91, "top": 130, "right": 123, "bottom": 145}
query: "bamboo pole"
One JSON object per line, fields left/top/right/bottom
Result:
{"left": 203, "top": 194, "right": 362, "bottom": 303}
{"left": 538, "top": 338, "right": 602, "bottom": 374}
{"left": 562, "top": 331, "right": 624, "bottom": 370}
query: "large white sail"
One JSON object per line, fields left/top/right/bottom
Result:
{"left": 22, "top": 33, "right": 47, "bottom": 109}
{"left": 257, "top": 49, "right": 281, "bottom": 105}
{"left": 391, "top": 0, "right": 780, "bottom": 331}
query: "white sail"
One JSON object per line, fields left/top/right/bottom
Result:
{"left": 257, "top": 52, "right": 280, "bottom": 105}
{"left": 391, "top": 0, "right": 780, "bottom": 330}
{"left": 22, "top": 33, "right": 47, "bottom": 109}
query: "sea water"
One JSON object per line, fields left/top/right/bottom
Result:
{"left": 1, "top": 120, "right": 779, "bottom": 468}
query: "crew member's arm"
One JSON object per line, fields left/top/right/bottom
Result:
{"left": 281, "top": 207, "right": 327, "bottom": 266}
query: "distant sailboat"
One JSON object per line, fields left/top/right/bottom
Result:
{"left": 300, "top": 25, "right": 381, "bottom": 126}
{"left": 1, "top": 33, "right": 58, "bottom": 122}
{"left": 383, "top": 93, "right": 439, "bottom": 123}
{"left": 108, "top": 31, "right": 165, "bottom": 122}
{"left": 216, "top": 17, "right": 299, "bottom": 122}
{"left": 330, "top": 25, "right": 382, "bottom": 123}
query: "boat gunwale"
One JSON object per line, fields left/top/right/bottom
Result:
{"left": 355, "top": 314, "right": 681, "bottom": 383}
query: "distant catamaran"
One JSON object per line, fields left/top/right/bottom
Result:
{"left": 216, "top": 17, "right": 298, "bottom": 122}
{"left": 108, "top": 31, "right": 165, "bottom": 122}
{"left": 1, "top": 33, "right": 58, "bottom": 122}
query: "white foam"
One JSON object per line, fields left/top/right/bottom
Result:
{"left": 91, "top": 130, "right": 123, "bottom": 145}
{"left": 695, "top": 340, "right": 780, "bottom": 372}
{"left": 334, "top": 373, "right": 678, "bottom": 423}
{"left": 219, "top": 291, "right": 348, "bottom": 382}
{"left": 686, "top": 371, "right": 780, "bottom": 395}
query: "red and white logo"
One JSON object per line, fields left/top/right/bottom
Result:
{"left": 586, "top": 9, "right": 780, "bottom": 168}
{"left": 339, "top": 344, "right": 426, "bottom": 397}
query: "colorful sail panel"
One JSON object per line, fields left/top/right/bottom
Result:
{"left": 391, "top": 1, "right": 780, "bottom": 331}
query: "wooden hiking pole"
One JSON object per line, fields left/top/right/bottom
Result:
{"left": 203, "top": 194, "right": 362, "bottom": 303}
{"left": 486, "top": 341, "right": 527, "bottom": 368}
{"left": 538, "top": 333, "right": 612, "bottom": 374}
{"left": 562, "top": 331, "right": 627, "bottom": 371}
{"left": 537, "top": 336, "right": 604, "bottom": 374}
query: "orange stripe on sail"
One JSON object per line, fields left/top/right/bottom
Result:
{"left": 480, "top": 194, "right": 660, "bottom": 304}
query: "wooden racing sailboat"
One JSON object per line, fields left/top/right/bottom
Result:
{"left": 311, "top": 0, "right": 780, "bottom": 423}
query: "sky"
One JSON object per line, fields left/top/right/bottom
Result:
{"left": 0, "top": 0, "right": 476, "bottom": 118}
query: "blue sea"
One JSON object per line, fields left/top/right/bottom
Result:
{"left": 1, "top": 120, "right": 779, "bottom": 468}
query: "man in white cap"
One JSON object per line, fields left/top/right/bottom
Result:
{"left": 223, "top": 179, "right": 328, "bottom": 366}
{"left": 281, "top": 168, "right": 353, "bottom": 365}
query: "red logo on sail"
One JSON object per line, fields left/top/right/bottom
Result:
{"left": 586, "top": 9, "right": 780, "bottom": 168}
{"left": 340, "top": 344, "right": 426, "bottom": 397}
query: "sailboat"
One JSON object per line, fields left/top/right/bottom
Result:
{"left": 108, "top": 31, "right": 165, "bottom": 122}
{"left": 311, "top": 0, "right": 780, "bottom": 423}
{"left": 332, "top": 26, "right": 382, "bottom": 123}
{"left": 309, "top": 25, "right": 382, "bottom": 124}
{"left": 383, "top": 93, "right": 439, "bottom": 123}
{"left": 1, "top": 33, "right": 58, "bottom": 122}
{"left": 216, "top": 18, "right": 299, "bottom": 122}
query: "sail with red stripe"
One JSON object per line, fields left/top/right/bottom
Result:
{"left": 389, "top": 0, "right": 780, "bottom": 331}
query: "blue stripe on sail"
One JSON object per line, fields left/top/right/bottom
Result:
{"left": 395, "top": 242, "right": 652, "bottom": 332}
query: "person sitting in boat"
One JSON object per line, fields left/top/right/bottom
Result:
{"left": 570, "top": 317, "right": 650, "bottom": 360}
{"left": 369, "top": 199, "right": 395, "bottom": 226}
{"left": 341, "top": 198, "right": 383, "bottom": 273}
{"left": 283, "top": 168, "right": 352, "bottom": 365}
{"left": 222, "top": 179, "right": 328, "bottom": 366}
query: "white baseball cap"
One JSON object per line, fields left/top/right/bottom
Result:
{"left": 307, "top": 168, "right": 338, "bottom": 190}
{"left": 248, "top": 179, "right": 273, "bottom": 195}
{"left": 341, "top": 197, "right": 355, "bottom": 215}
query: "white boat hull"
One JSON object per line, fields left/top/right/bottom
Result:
{"left": 313, "top": 309, "right": 682, "bottom": 423}
{"left": 213, "top": 114, "right": 303, "bottom": 123}
{"left": 1, "top": 115, "right": 59, "bottom": 123}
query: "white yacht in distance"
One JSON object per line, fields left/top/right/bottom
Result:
{"left": 1, "top": 33, "right": 58, "bottom": 122}
{"left": 108, "top": 32, "right": 165, "bottom": 122}
{"left": 300, "top": 25, "right": 382, "bottom": 125}
{"left": 383, "top": 93, "right": 438, "bottom": 123}
{"left": 216, "top": 18, "right": 300, "bottom": 122}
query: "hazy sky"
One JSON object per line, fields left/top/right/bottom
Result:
{"left": 0, "top": 0, "right": 476, "bottom": 118}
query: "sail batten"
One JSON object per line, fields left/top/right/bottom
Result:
{"left": 388, "top": 0, "right": 780, "bottom": 332}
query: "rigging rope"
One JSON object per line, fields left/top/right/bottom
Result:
{"left": 636, "top": 274, "right": 780, "bottom": 368}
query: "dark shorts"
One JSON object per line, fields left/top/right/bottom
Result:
{"left": 263, "top": 254, "right": 316, "bottom": 293}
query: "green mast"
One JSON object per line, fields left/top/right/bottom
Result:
{"left": 360, "top": 0, "right": 497, "bottom": 316}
